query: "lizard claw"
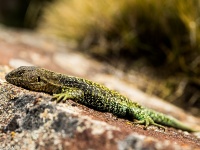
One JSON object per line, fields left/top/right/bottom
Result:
{"left": 53, "top": 93, "right": 67, "bottom": 102}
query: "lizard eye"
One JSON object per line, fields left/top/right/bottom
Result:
{"left": 17, "top": 71, "right": 24, "bottom": 76}
{"left": 37, "top": 76, "right": 41, "bottom": 82}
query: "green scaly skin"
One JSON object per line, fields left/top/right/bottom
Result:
{"left": 5, "top": 66, "right": 197, "bottom": 132}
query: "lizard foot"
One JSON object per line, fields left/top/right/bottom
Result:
{"left": 52, "top": 88, "right": 84, "bottom": 103}
{"left": 53, "top": 93, "right": 70, "bottom": 102}
{"left": 133, "top": 118, "right": 166, "bottom": 131}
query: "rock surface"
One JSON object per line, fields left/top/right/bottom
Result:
{"left": 1, "top": 67, "right": 200, "bottom": 150}
{"left": 0, "top": 26, "right": 200, "bottom": 149}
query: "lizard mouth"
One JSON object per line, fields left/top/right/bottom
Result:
{"left": 5, "top": 73, "right": 14, "bottom": 82}
{"left": 5, "top": 72, "right": 28, "bottom": 86}
{"left": 5, "top": 69, "right": 22, "bottom": 82}
{"left": 5, "top": 76, "right": 24, "bottom": 86}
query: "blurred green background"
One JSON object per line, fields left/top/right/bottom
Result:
{"left": 0, "top": 0, "right": 200, "bottom": 114}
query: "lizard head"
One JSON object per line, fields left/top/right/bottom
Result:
{"left": 5, "top": 66, "right": 60, "bottom": 94}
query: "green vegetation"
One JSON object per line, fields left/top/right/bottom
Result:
{"left": 38, "top": 0, "right": 200, "bottom": 114}
{"left": 39, "top": 0, "right": 200, "bottom": 75}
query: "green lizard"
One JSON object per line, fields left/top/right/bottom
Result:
{"left": 5, "top": 66, "right": 197, "bottom": 132}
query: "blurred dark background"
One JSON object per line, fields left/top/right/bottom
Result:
{"left": 0, "top": 0, "right": 53, "bottom": 28}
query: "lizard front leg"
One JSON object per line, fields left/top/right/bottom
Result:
{"left": 53, "top": 87, "right": 84, "bottom": 103}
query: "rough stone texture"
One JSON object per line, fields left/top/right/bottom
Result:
{"left": 0, "top": 26, "right": 200, "bottom": 149}
{"left": 0, "top": 26, "right": 199, "bottom": 127}
{"left": 0, "top": 66, "right": 200, "bottom": 150}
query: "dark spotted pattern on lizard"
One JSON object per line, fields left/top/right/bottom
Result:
{"left": 5, "top": 66, "right": 197, "bottom": 132}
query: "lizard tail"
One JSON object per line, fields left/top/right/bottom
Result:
{"left": 148, "top": 109, "right": 197, "bottom": 132}
{"left": 129, "top": 107, "right": 197, "bottom": 132}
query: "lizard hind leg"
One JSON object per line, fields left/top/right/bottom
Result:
{"left": 52, "top": 87, "right": 84, "bottom": 103}
{"left": 133, "top": 116, "right": 166, "bottom": 130}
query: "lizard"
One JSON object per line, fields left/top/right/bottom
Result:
{"left": 5, "top": 66, "right": 197, "bottom": 132}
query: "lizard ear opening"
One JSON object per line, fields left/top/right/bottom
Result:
{"left": 37, "top": 76, "right": 41, "bottom": 82}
